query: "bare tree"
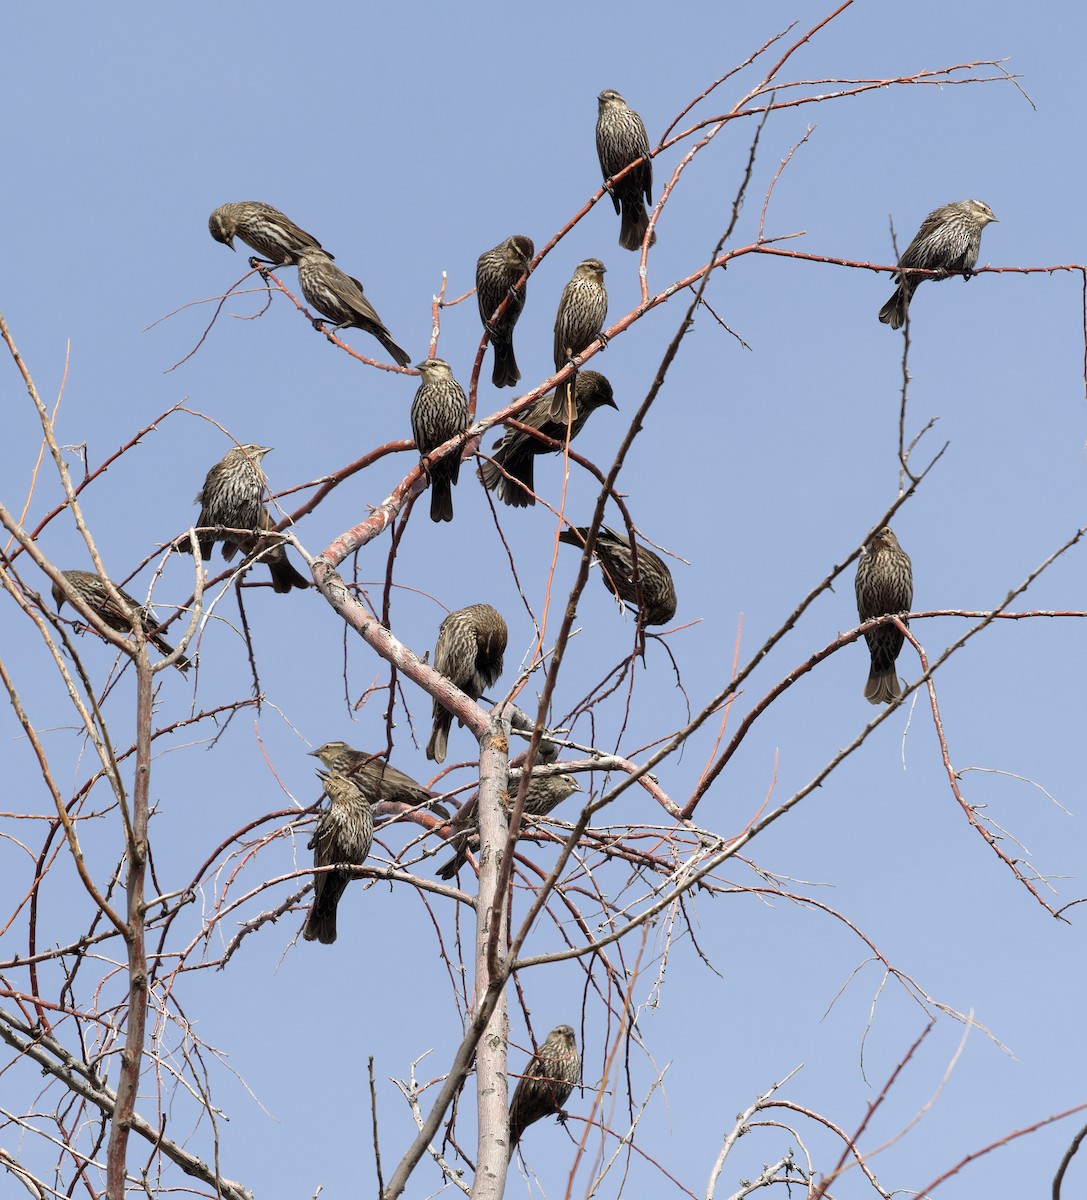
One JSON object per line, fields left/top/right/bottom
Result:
{"left": 2, "top": 8, "right": 1085, "bottom": 1200}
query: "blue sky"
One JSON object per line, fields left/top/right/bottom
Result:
{"left": 1, "top": 2, "right": 1085, "bottom": 1197}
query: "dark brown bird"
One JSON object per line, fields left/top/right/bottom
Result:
{"left": 52, "top": 570, "right": 190, "bottom": 673}
{"left": 208, "top": 201, "right": 330, "bottom": 267}
{"left": 855, "top": 526, "right": 914, "bottom": 705}
{"left": 436, "top": 771, "right": 581, "bottom": 879}
{"left": 551, "top": 258, "right": 608, "bottom": 423}
{"left": 411, "top": 358, "right": 470, "bottom": 523}
{"left": 426, "top": 603, "right": 508, "bottom": 764}
{"left": 508, "top": 1025, "right": 581, "bottom": 1160}
{"left": 878, "top": 199, "right": 997, "bottom": 329}
{"left": 309, "top": 741, "right": 435, "bottom": 808}
{"left": 176, "top": 443, "right": 270, "bottom": 561}
{"left": 479, "top": 371, "right": 617, "bottom": 508}
{"left": 303, "top": 770, "right": 375, "bottom": 945}
{"left": 296, "top": 247, "right": 411, "bottom": 366}
{"left": 596, "top": 89, "right": 656, "bottom": 252}
{"left": 477, "top": 235, "right": 535, "bottom": 388}
{"left": 559, "top": 525, "right": 677, "bottom": 626}
{"left": 176, "top": 444, "right": 308, "bottom": 593}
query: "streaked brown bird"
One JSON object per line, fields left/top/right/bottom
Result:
{"left": 596, "top": 89, "right": 656, "bottom": 252}
{"left": 303, "top": 770, "right": 376, "bottom": 945}
{"left": 426, "top": 603, "right": 508, "bottom": 764}
{"left": 177, "top": 443, "right": 270, "bottom": 562}
{"left": 436, "top": 771, "right": 581, "bottom": 879}
{"left": 878, "top": 199, "right": 997, "bottom": 329}
{"left": 479, "top": 371, "right": 617, "bottom": 508}
{"left": 477, "top": 235, "right": 535, "bottom": 388}
{"left": 508, "top": 1025, "right": 581, "bottom": 1160}
{"left": 559, "top": 525, "right": 677, "bottom": 626}
{"left": 208, "top": 201, "right": 330, "bottom": 267}
{"left": 411, "top": 358, "right": 470, "bottom": 523}
{"left": 176, "top": 444, "right": 308, "bottom": 593}
{"left": 309, "top": 741, "right": 436, "bottom": 809}
{"left": 551, "top": 258, "right": 608, "bottom": 422}
{"left": 52, "top": 570, "right": 190, "bottom": 672}
{"left": 855, "top": 526, "right": 914, "bottom": 705}
{"left": 296, "top": 247, "right": 411, "bottom": 366}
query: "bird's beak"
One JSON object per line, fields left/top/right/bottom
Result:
{"left": 604, "top": 397, "right": 619, "bottom": 410}
{"left": 307, "top": 748, "right": 320, "bottom": 757}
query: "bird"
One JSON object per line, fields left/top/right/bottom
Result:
{"left": 558, "top": 526, "right": 677, "bottom": 626}
{"left": 436, "top": 771, "right": 581, "bottom": 879}
{"left": 855, "top": 526, "right": 914, "bottom": 705}
{"left": 309, "top": 741, "right": 438, "bottom": 809}
{"left": 51, "top": 570, "right": 190, "bottom": 673}
{"left": 303, "top": 770, "right": 376, "bottom": 945}
{"left": 878, "top": 199, "right": 997, "bottom": 329}
{"left": 411, "top": 359, "right": 470, "bottom": 523}
{"left": 295, "top": 247, "right": 411, "bottom": 366}
{"left": 208, "top": 201, "right": 330, "bottom": 267}
{"left": 476, "top": 235, "right": 535, "bottom": 388}
{"left": 177, "top": 443, "right": 270, "bottom": 561}
{"left": 596, "top": 89, "right": 656, "bottom": 252}
{"left": 508, "top": 1025, "right": 581, "bottom": 1160}
{"left": 175, "top": 444, "right": 308, "bottom": 593}
{"left": 551, "top": 258, "right": 608, "bottom": 423}
{"left": 426, "top": 604, "right": 508, "bottom": 764}
{"left": 478, "top": 371, "right": 617, "bottom": 508}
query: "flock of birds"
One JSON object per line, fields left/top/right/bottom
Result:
{"left": 45, "top": 83, "right": 999, "bottom": 1158}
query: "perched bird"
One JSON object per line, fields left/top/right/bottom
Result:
{"left": 411, "top": 359, "right": 471, "bottom": 523}
{"left": 508, "top": 1025, "right": 581, "bottom": 1160}
{"left": 52, "top": 570, "right": 190, "bottom": 672}
{"left": 559, "top": 526, "right": 677, "bottom": 626}
{"left": 177, "top": 443, "right": 270, "bottom": 561}
{"left": 175, "top": 444, "right": 308, "bottom": 593}
{"left": 208, "top": 201, "right": 330, "bottom": 267}
{"left": 477, "top": 235, "right": 535, "bottom": 388}
{"left": 551, "top": 258, "right": 608, "bottom": 422}
{"left": 296, "top": 247, "right": 411, "bottom": 366}
{"left": 479, "top": 371, "right": 617, "bottom": 508}
{"left": 426, "top": 603, "right": 508, "bottom": 764}
{"left": 855, "top": 526, "right": 914, "bottom": 705}
{"left": 436, "top": 770, "right": 581, "bottom": 880}
{"left": 878, "top": 199, "right": 997, "bottom": 329}
{"left": 309, "top": 741, "right": 436, "bottom": 809}
{"left": 596, "top": 89, "right": 656, "bottom": 252}
{"left": 303, "top": 770, "right": 376, "bottom": 945}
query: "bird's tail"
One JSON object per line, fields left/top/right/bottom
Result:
{"left": 379, "top": 331, "right": 412, "bottom": 368}
{"left": 427, "top": 711, "right": 451, "bottom": 763}
{"left": 479, "top": 452, "right": 534, "bottom": 508}
{"left": 878, "top": 282, "right": 911, "bottom": 329}
{"left": 149, "top": 631, "right": 190, "bottom": 673}
{"left": 429, "top": 478, "right": 454, "bottom": 523}
{"left": 265, "top": 546, "right": 311, "bottom": 593}
{"left": 491, "top": 341, "right": 521, "bottom": 389}
{"left": 303, "top": 884, "right": 342, "bottom": 945}
{"left": 619, "top": 200, "right": 656, "bottom": 252}
{"left": 864, "top": 665, "right": 904, "bottom": 705}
